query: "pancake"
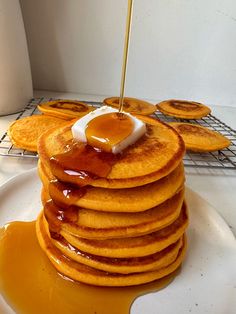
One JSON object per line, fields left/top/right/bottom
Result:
{"left": 59, "top": 202, "right": 188, "bottom": 258}
{"left": 38, "top": 99, "right": 95, "bottom": 120}
{"left": 8, "top": 115, "right": 67, "bottom": 152}
{"left": 156, "top": 99, "right": 211, "bottom": 119}
{"left": 103, "top": 97, "right": 156, "bottom": 115}
{"left": 38, "top": 115, "right": 185, "bottom": 188}
{"left": 43, "top": 189, "right": 184, "bottom": 239}
{"left": 52, "top": 234, "right": 183, "bottom": 274}
{"left": 39, "top": 162, "right": 185, "bottom": 212}
{"left": 36, "top": 211, "right": 187, "bottom": 286}
{"left": 169, "top": 122, "right": 231, "bottom": 152}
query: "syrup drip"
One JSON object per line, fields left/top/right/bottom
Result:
{"left": 44, "top": 200, "right": 78, "bottom": 234}
{"left": 85, "top": 112, "right": 134, "bottom": 152}
{"left": 48, "top": 181, "right": 86, "bottom": 209}
{"left": 0, "top": 221, "right": 178, "bottom": 314}
{"left": 50, "top": 141, "right": 117, "bottom": 186}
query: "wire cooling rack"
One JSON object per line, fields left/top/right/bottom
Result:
{"left": 0, "top": 97, "right": 236, "bottom": 169}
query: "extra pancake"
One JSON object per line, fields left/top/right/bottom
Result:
{"left": 8, "top": 115, "right": 67, "bottom": 152}
{"left": 103, "top": 97, "right": 156, "bottom": 115}
{"left": 36, "top": 212, "right": 187, "bottom": 286}
{"left": 169, "top": 122, "right": 231, "bottom": 152}
{"left": 39, "top": 161, "right": 185, "bottom": 212}
{"left": 38, "top": 99, "right": 95, "bottom": 120}
{"left": 43, "top": 189, "right": 184, "bottom": 239}
{"left": 59, "top": 202, "right": 188, "bottom": 258}
{"left": 157, "top": 99, "right": 211, "bottom": 119}
{"left": 38, "top": 115, "right": 185, "bottom": 188}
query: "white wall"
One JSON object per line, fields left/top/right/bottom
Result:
{"left": 20, "top": 0, "right": 236, "bottom": 106}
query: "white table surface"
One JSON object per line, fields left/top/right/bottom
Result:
{"left": 0, "top": 90, "right": 236, "bottom": 237}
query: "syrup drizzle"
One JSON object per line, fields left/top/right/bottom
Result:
{"left": 119, "top": 0, "right": 133, "bottom": 113}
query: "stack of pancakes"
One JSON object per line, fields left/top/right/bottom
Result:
{"left": 36, "top": 115, "right": 188, "bottom": 286}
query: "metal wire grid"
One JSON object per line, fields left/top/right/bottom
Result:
{"left": 0, "top": 97, "right": 236, "bottom": 169}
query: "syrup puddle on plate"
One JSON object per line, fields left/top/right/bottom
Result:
{"left": 0, "top": 221, "right": 179, "bottom": 314}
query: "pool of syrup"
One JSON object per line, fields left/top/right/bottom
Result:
{"left": 0, "top": 221, "right": 177, "bottom": 314}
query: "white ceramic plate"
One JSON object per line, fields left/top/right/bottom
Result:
{"left": 0, "top": 169, "right": 235, "bottom": 314}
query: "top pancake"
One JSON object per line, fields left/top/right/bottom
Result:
{"left": 169, "top": 122, "right": 231, "bottom": 152}
{"left": 38, "top": 99, "right": 95, "bottom": 120}
{"left": 156, "top": 99, "right": 211, "bottom": 119}
{"left": 38, "top": 115, "right": 185, "bottom": 189}
{"left": 103, "top": 97, "right": 156, "bottom": 115}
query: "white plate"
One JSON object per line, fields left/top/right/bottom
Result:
{"left": 0, "top": 168, "right": 236, "bottom": 314}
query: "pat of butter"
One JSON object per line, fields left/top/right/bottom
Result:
{"left": 72, "top": 106, "right": 146, "bottom": 154}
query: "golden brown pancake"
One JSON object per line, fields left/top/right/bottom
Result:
{"left": 42, "top": 189, "right": 184, "bottom": 239}
{"left": 8, "top": 115, "right": 67, "bottom": 152}
{"left": 38, "top": 99, "right": 95, "bottom": 120}
{"left": 103, "top": 97, "right": 156, "bottom": 115}
{"left": 59, "top": 202, "right": 188, "bottom": 258}
{"left": 39, "top": 161, "right": 185, "bottom": 212}
{"left": 52, "top": 234, "right": 183, "bottom": 274}
{"left": 38, "top": 115, "right": 185, "bottom": 188}
{"left": 169, "top": 122, "right": 231, "bottom": 152}
{"left": 156, "top": 99, "right": 211, "bottom": 119}
{"left": 36, "top": 211, "right": 187, "bottom": 286}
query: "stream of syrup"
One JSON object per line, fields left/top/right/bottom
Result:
{"left": 0, "top": 222, "right": 178, "bottom": 314}
{"left": 118, "top": 0, "right": 133, "bottom": 113}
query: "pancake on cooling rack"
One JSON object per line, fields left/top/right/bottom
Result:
{"left": 36, "top": 108, "right": 189, "bottom": 287}
{"left": 8, "top": 115, "right": 68, "bottom": 152}
{"left": 156, "top": 99, "right": 211, "bottom": 119}
{"left": 169, "top": 122, "right": 231, "bottom": 152}
{"left": 38, "top": 99, "right": 95, "bottom": 120}
{"left": 103, "top": 97, "right": 156, "bottom": 115}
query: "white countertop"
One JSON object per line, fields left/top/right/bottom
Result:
{"left": 0, "top": 91, "right": 236, "bottom": 237}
